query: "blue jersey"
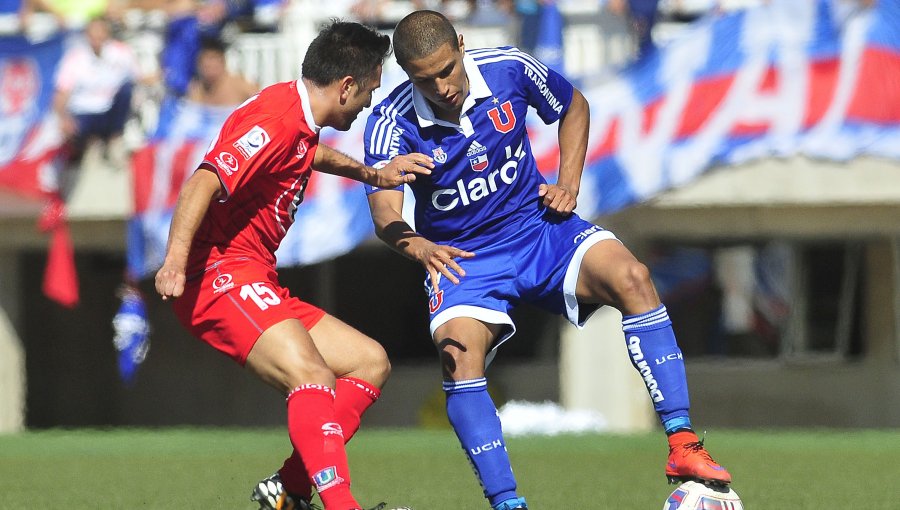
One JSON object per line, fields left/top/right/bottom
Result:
{"left": 364, "top": 47, "right": 574, "bottom": 250}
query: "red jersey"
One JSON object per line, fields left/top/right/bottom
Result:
{"left": 188, "top": 80, "right": 320, "bottom": 274}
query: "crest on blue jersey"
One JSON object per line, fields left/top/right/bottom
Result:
{"left": 432, "top": 147, "right": 448, "bottom": 164}
{"left": 487, "top": 100, "right": 516, "bottom": 133}
{"left": 467, "top": 140, "right": 488, "bottom": 172}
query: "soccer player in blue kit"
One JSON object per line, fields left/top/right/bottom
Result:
{"left": 364, "top": 10, "right": 732, "bottom": 510}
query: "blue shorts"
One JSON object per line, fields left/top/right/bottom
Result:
{"left": 425, "top": 213, "right": 618, "bottom": 357}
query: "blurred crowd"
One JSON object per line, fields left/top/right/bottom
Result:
{"left": 0, "top": 0, "right": 879, "bottom": 170}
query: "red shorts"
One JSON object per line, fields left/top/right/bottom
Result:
{"left": 172, "top": 258, "right": 326, "bottom": 365}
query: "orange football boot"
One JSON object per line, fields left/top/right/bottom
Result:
{"left": 666, "top": 430, "right": 732, "bottom": 486}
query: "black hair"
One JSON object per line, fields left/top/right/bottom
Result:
{"left": 301, "top": 20, "right": 392, "bottom": 87}
{"left": 392, "top": 10, "right": 459, "bottom": 69}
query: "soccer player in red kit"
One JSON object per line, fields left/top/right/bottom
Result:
{"left": 154, "top": 22, "right": 432, "bottom": 510}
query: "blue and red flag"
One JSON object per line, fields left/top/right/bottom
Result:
{"left": 0, "top": 33, "right": 78, "bottom": 307}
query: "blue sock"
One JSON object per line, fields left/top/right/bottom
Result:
{"left": 444, "top": 378, "right": 518, "bottom": 507}
{"left": 622, "top": 305, "right": 692, "bottom": 429}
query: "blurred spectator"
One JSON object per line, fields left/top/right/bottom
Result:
{"left": 53, "top": 16, "right": 138, "bottom": 165}
{"left": 160, "top": 1, "right": 207, "bottom": 97}
{"left": 513, "top": 0, "right": 541, "bottom": 53}
{"left": 465, "top": 0, "right": 514, "bottom": 26}
{"left": 130, "top": 0, "right": 282, "bottom": 97}
{"left": 0, "top": 0, "right": 65, "bottom": 32}
{"left": 186, "top": 36, "right": 256, "bottom": 105}
{"left": 0, "top": 0, "right": 30, "bottom": 32}
{"left": 658, "top": 0, "right": 713, "bottom": 22}
{"left": 410, "top": 0, "right": 446, "bottom": 11}
{"left": 607, "top": 0, "right": 660, "bottom": 59}
{"left": 832, "top": 0, "right": 877, "bottom": 25}
{"left": 227, "top": 0, "right": 285, "bottom": 32}
{"left": 41, "top": 0, "right": 113, "bottom": 26}
{"left": 348, "top": 0, "right": 394, "bottom": 29}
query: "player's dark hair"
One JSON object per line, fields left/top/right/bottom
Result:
{"left": 393, "top": 10, "right": 459, "bottom": 69}
{"left": 301, "top": 20, "right": 391, "bottom": 87}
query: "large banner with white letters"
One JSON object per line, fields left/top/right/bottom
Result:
{"left": 567, "top": 0, "right": 900, "bottom": 217}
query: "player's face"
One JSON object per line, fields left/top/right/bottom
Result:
{"left": 404, "top": 37, "right": 468, "bottom": 119}
{"left": 335, "top": 66, "right": 382, "bottom": 131}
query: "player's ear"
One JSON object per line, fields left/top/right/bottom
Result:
{"left": 338, "top": 75, "right": 355, "bottom": 102}
{"left": 457, "top": 34, "right": 465, "bottom": 54}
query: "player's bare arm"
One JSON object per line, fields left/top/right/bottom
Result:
{"left": 155, "top": 166, "right": 223, "bottom": 300}
{"left": 368, "top": 188, "right": 474, "bottom": 292}
{"left": 538, "top": 87, "right": 590, "bottom": 216}
{"left": 313, "top": 144, "right": 434, "bottom": 188}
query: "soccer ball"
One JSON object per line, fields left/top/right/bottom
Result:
{"left": 663, "top": 481, "right": 743, "bottom": 510}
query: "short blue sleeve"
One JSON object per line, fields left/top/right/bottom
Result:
{"left": 362, "top": 99, "right": 416, "bottom": 195}
{"left": 516, "top": 49, "right": 574, "bottom": 124}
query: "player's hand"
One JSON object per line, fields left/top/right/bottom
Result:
{"left": 155, "top": 263, "right": 186, "bottom": 301}
{"left": 373, "top": 153, "right": 434, "bottom": 188}
{"left": 414, "top": 241, "right": 475, "bottom": 293}
{"left": 538, "top": 183, "right": 577, "bottom": 216}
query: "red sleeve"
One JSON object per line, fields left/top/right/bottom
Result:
{"left": 202, "top": 115, "right": 292, "bottom": 200}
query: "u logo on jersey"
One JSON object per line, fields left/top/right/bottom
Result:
{"left": 429, "top": 289, "right": 444, "bottom": 313}
{"left": 487, "top": 100, "right": 516, "bottom": 133}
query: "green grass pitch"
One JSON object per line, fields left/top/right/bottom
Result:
{"left": 2, "top": 428, "right": 899, "bottom": 509}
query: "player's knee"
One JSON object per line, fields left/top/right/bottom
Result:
{"left": 437, "top": 342, "right": 486, "bottom": 379}
{"left": 612, "top": 261, "right": 656, "bottom": 307}
{"left": 276, "top": 360, "right": 336, "bottom": 395}
{"left": 359, "top": 341, "right": 391, "bottom": 387}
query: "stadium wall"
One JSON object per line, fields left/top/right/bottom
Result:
{"left": 3, "top": 223, "right": 899, "bottom": 430}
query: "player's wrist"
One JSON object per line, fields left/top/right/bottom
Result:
{"left": 557, "top": 182, "right": 580, "bottom": 196}
{"left": 363, "top": 165, "right": 380, "bottom": 186}
{"left": 161, "top": 251, "right": 188, "bottom": 272}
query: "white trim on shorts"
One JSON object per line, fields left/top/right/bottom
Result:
{"left": 562, "top": 230, "right": 620, "bottom": 327}
{"left": 430, "top": 305, "right": 517, "bottom": 367}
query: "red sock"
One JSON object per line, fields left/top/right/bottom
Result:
{"left": 335, "top": 377, "right": 381, "bottom": 442}
{"left": 278, "top": 454, "right": 312, "bottom": 501}
{"left": 286, "top": 384, "right": 358, "bottom": 510}
{"left": 278, "top": 377, "right": 381, "bottom": 500}
{"left": 279, "top": 378, "right": 381, "bottom": 497}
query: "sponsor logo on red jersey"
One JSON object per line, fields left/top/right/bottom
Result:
{"left": 295, "top": 140, "right": 308, "bottom": 159}
{"left": 212, "top": 273, "right": 234, "bottom": 294}
{"left": 214, "top": 151, "right": 239, "bottom": 175}
{"left": 233, "top": 125, "right": 270, "bottom": 159}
